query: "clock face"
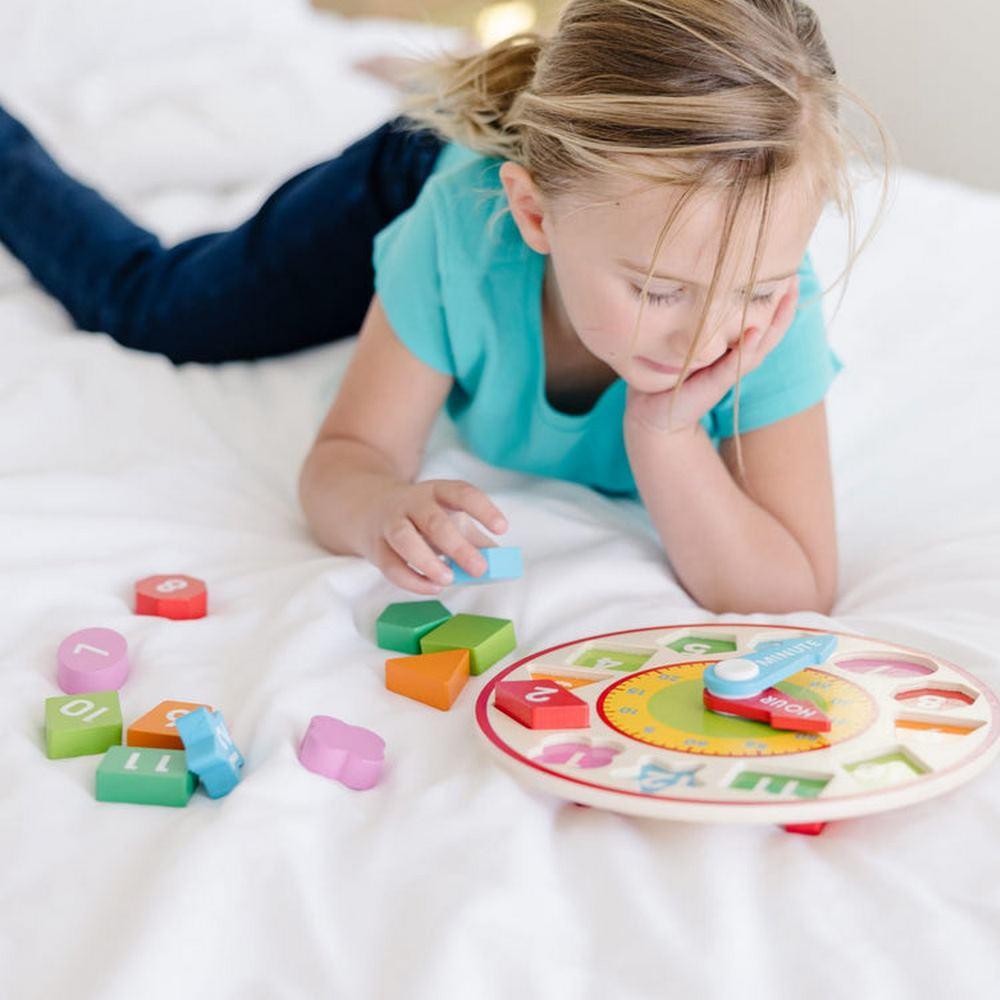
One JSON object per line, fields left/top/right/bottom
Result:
{"left": 475, "top": 623, "right": 1000, "bottom": 824}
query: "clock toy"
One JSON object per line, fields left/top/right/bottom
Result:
{"left": 475, "top": 623, "right": 1000, "bottom": 833}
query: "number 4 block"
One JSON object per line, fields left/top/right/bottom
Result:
{"left": 494, "top": 680, "right": 589, "bottom": 729}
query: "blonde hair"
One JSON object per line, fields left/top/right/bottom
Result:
{"left": 393, "top": 0, "right": 895, "bottom": 484}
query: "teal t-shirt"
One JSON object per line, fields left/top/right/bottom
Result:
{"left": 372, "top": 141, "right": 844, "bottom": 498}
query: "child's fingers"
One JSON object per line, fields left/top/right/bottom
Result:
{"left": 374, "top": 538, "right": 449, "bottom": 595}
{"left": 411, "top": 503, "right": 489, "bottom": 579}
{"left": 382, "top": 516, "right": 453, "bottom": 586}
{"left": 433, "top": 480, "right": 508, "bottom": 535}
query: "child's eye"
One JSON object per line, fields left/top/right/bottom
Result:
{"left": 628, "top": 284, "right": 684, "bottom": 306}
{"left": 628, "top": 284, "right": 776, "bottom": 307}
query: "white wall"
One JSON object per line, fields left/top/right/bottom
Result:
{"left": 809, "top": 0, "right": 998, "bottom": 192}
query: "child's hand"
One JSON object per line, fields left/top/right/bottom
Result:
{"left": 361, "top": 479, "right": 509, "bottom": 595}
{"left": 624, "top": 276, "right": 800, "bottom": 435}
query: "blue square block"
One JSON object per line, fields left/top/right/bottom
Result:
{"left": 175, "top": 707, "right": 244, "bottom": 799}
{"left": 446, "top": 546, "right": 522, "bottom": 585}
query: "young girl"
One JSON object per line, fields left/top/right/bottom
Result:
{"left": 0, "top": 0, "right": 890, "bottom": 614}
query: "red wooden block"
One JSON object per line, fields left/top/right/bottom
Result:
{"left": 703, "top": 685, "right": 831, "bottom": 733}
{"left": 781, "top": 822, "right": 828, "bottom": 836}
{"left": 135, "top": 575, "right": 207, "bottom": 620}
{"left": 494, "top": 680, "right": 589, "bottom": 730}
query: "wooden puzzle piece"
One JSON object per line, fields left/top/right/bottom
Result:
{"left": 572, "top": 647, "right": 653, "bottom": 672}
{"left": 134, "top": 574, "right": 207, "bottom": 620}
{"left": 782, "top": 822, "right": 827, "bottom": 836}
{"left": 175, "top": 707, "right": 244, "bottom": 798}
{"left": 127, "top": 700, "right": 214, "bottom": 749}
{"left": 494, "top": 680, "right": 589, "bottom": 729}
{"left": 385, "top": 648, "right": 469, "bottom": 711}
{"left": 96, "top": 746, "right": 197, "bottom": 807}
{"left": 703, "top": 685, "right": 832, "bottom": 733}
{"left": 45, "top": 691, "right": 123, "bottom": 759}
{"left": 532, "top": 740, "right": 621, "bottom": 769}
{"left": 298, "top": 715, "right": 385, "bottom": 790}
{"left": 445, "top": 546, "right": 522, "bottom": 584}
{"left": 703, "top": 633, "right": 838, "bottom": 699}
{"left": 376, "top": 600, "right": 452, "bottom": 655}
{"left": 56, "top": 627, "right": 130, "bottom": 694}
{"left": 420, "top": 613, "right": 516, "bottom": 675}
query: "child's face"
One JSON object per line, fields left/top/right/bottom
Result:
{"left": 500, "top": 162, "right": 823, "bottom": 391}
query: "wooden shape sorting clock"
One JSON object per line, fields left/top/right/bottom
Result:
{"left": 474, "top": 623, "right": 1000, "bottom": 831}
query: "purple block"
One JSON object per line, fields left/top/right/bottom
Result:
{"left": 57, "top": 627, "right": 130, "bottom": 694}
{"left": 298, "top": 715, "right": 385, "bottom": 790}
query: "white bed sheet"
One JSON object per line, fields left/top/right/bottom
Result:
{"left": 2, "top": 3, "right": 999, "bottom": 997}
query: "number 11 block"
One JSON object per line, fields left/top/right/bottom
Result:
{"left": 96, "top": 746, "right": 197, "bottom": 806}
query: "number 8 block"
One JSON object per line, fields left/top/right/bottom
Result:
{"left": 134, "top": 575, "right": 207, "bottom": 620}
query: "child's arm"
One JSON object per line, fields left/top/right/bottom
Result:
{"left": 298, "top": 295, "right": 508, "bottom": 594}
{"left": 624, "top": 401, "right": 837, "bottom": 615}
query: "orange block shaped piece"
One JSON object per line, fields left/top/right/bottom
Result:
{"left": 127, "top": 700, "right": 213, "bottom": 749}
{"left": 385, "top": 649, "right": 470, "bottom": 711}
{"left": 135, "top": 575, "right": 207, "bottom": 620}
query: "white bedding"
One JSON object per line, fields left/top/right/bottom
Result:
{"left": 2, "top": 2, "right": 999, "bottom": 997}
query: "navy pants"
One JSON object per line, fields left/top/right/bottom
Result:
{"left": 0, "top": 105, "right": 446, "bottom": 364}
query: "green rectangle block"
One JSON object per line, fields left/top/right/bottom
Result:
{"left": 419, "top": 613, "right": 516, "bottom": 676}
{"left": 45, "top": 691, "right": 123, "bottom": 759}
{"left": 96, "top": 746, "right": 197, "bottom": 806}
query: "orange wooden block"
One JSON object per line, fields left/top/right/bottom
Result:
{"left": 385, "top": 649, "right": 470, "bottom": 711}
{"left": 126, "top": 700, "right": 213, "bottom": 749}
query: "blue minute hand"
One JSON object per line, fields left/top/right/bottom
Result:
{"left": 702, "top": 634, "right": 838, "bottom": 699}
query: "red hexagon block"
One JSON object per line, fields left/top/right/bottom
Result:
{"left": 134, "top": 575, "right": 207, "bottom": 620}
{"left": 494, "top": 680, "right": 589, "bottom": 730}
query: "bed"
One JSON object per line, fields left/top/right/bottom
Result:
{"left": 2, "top": 2, "right": 999, "bottom": 997}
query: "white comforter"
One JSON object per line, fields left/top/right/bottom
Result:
{"left": 2, "top": 2, "right": 999, "bottom": 997}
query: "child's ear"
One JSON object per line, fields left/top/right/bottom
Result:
{"left": 499, "top": 161, "right": 552, "bottom": 255}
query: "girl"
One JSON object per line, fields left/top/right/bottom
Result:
{"left": 0, "top": 0, "right": 891, "bottom": 614}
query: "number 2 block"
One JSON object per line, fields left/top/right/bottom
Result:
{"left": 494, "top": 680, "right": 589, "bottom": 730}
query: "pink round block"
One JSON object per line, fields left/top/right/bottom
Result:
{"left": 57, "top": 627, "right": 130, "bottom": 694}
{"left": 298, "top": 715, "right": 385, "bottom": 790}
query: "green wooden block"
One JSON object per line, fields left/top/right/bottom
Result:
{"left": 45, "top": 691, "right": 122, "bottom": 759}
{"left": 96, "top": 746, "right": 197, "bottom": 807}
{"left": 419, "top": 613, "right": 516, "bottom": 676}
{"left": 376, "top": 600, "right": 452, "bottom": 654}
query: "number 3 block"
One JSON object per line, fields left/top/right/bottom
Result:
{"left": 134, "top": 574, "right": 207, "bottom": 620}
{"left": 127, "top": 700, "right": 214, "bottom": 749}
{"left": 494, "top": 680, "right": 589, "bottom": 730}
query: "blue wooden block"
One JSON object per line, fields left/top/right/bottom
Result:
{"left": 175, "top": 707, "right": 244, "bottom": 798}
{"left": 446, "top": 546, "right": 522, "bottom": 584}
{"left": 702, "top": 634, "right": 838, "bottom": 699}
